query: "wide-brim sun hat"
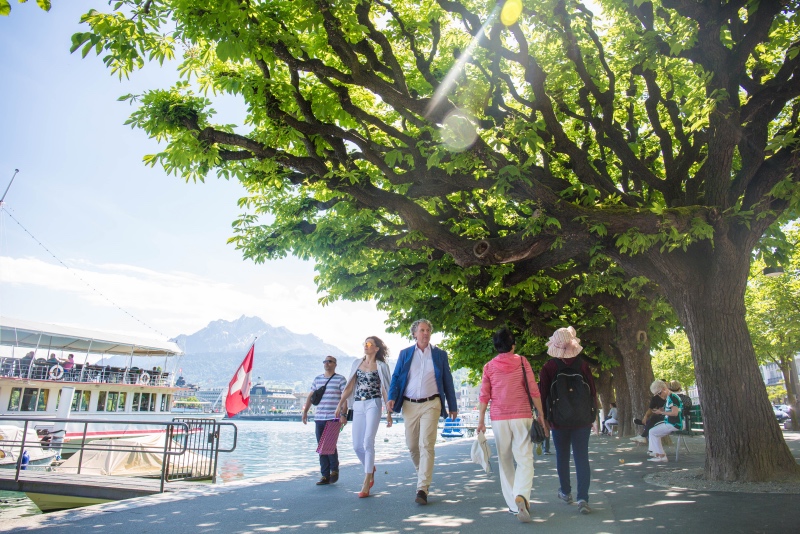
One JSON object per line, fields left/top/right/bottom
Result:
{"left": 546, "top": 326, "right": 583, "bottom": 359}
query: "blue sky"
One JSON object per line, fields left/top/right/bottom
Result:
{"left": 0, "top": 2, "right": 414, "bottom": 357}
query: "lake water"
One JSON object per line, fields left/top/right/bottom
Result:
{"left": 0, "top": 419, "right": 467, "bottom": 519}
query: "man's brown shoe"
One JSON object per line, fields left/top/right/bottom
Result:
{"left": 329, "top": 471, "right": 339, "bottom": 483}
{"left": 415, "top": 490, "right": 428, "bottom": 505}
{"left": 316, "top": 477, "right": 330, "bottom": 485}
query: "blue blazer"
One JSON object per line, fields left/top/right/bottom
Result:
{"left": 388, "top": 344, "right": 458, "bottom": 417}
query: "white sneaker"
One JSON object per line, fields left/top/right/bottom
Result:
{"left": 648, "top": 456, "right": 668, "bottom": 463}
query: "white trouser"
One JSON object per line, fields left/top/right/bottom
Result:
{"left": 352, "top": 398, "right": 382, "bottom": 473}
{"left": 648, "top": 423, "right": 676, "bottom": 455}
{"left": 604, "top": 418, "right": 618, "bottom": 432}
{"left": 401, "top": 398, "right": 441, "bottom": 492}
{"left": 492, "top": 418, "right": 535, "bottom": 512}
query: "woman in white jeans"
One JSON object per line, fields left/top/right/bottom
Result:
{"left": 647, "top": 380, "right": 682, "bottom": 463}
{"left": 336, "top": 336, "right": 392, "bottom": 497}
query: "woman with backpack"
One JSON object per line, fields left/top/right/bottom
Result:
{"left": 538, "top": 326, "right": 597, "bottom": 515}
{"left": 647, "top": 379, "right": 683, "bottom": 463}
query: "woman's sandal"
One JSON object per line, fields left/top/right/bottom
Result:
{"left": 358, "top": 479, "right": 371, "bottom": 498}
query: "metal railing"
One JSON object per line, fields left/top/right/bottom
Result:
{"left": 168, "top": 418, "right": 238, "bottom": 483}
{"left": 0, "top": 416, "right": 236, "bottom": 492}
{"left": 0, "top": 357, "right": 171, "bottom": 386}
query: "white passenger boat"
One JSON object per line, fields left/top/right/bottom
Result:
{"left": 0, "top": 316, "right": 222, "bottom": 444}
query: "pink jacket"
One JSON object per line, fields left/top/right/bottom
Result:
{"left": 479, "top": 353, "right": 540, "bottom": 421}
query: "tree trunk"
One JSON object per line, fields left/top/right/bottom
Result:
{"left": 595, "top": 367, "right": 615, "bottom": 419}
{"left": 613, "top": 301, "right": 656, "bottom": 437}
{"left": 610, "top": 355, "right": 633, "bottom": 437}
{"left": 678, "top": 286, "right": 800, "bottom": 481}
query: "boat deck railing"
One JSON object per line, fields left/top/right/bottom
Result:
{"left": 0, "top": 357, "right": 171, "bottom": 386}
{"left": 0, "top": 415, "right": 237, "bottom": 492}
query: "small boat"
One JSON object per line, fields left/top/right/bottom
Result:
{"left": 0, "top": 425, "right": 58, "bottom": 468}
{"left": 440, "top": 416, "right": 464, "bottom": 438}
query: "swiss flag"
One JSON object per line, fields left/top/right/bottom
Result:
{"left": 225, "top": 344, "right": 254, "bottom": 418}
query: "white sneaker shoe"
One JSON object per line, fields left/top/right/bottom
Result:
{"left": 648, "top": 456, "right": 668, "bottom": 463}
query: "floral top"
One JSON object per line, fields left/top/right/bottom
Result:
{"left": 355, "top": 369, "right": 381, "bottom": 400}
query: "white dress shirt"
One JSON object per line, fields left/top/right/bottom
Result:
{"left": 404, "top": 344, "right": 439, "bottom": 399}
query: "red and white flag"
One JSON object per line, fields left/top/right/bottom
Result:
{"left": 225, "top": 343, "right": 254, "bottom": 418}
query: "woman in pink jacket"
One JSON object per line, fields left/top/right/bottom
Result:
{"left": 477, "top": 327, "right": 546, "bottom": 523}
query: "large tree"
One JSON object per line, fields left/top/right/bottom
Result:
{"left": 74, "top": 0, "right": 800, "bottom": 481}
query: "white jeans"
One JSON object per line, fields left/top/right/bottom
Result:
{"left": 603, "top": 418, "right": 618, "bottom": 433}
{"left": 648, "top": 423, "right": 676, "bottom": 455}
{"left": 352, "top": 398, "right": 382, "bottom": 473}
{"left": 492, "top": 418, "right": 535, "bottom": 512}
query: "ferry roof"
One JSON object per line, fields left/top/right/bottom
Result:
{"left": 0, "top": 316, "right": 182, "bottom": 358}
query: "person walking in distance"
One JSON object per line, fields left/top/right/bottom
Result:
{"left": 387, "top": 319, "right": 458, "bottom": 505}
{"left": 539, "top": 326, "right": 598, "bottom": 515}
{"left": 302, "top": 356, "right": 347, "bottom": 485}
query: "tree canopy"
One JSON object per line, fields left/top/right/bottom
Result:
{"left": 71, "top": 0, "right": 800, "bottom": 481}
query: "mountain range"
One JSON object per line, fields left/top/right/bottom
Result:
{"left": 107, "top": 316, "right": 356, "bottom": 389}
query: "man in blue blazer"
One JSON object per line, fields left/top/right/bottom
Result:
{"left": 388, "top": 319, "right": 458, "bottom": 505}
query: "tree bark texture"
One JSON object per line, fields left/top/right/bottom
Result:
{"left": 678, "top": 282, "right": 799, "bottom": 481}
{"left": 609, "top": 355, "right": 633, "bottom": 438}
{"left": 595, "top": 368, "right": 615, "bottom": 417}
{"left": 613, "top": 302, "right": 655, "bottom": 438}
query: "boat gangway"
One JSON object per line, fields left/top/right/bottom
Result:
{"left": 0, "top": 416, "right": 237, "bottom": 511}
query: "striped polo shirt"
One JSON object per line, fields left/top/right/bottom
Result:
{"left": 311, "top": 373, "right": 347, "bottom": 421}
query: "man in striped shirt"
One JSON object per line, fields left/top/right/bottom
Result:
{"left": 303, "top": 356, "right": 348, "bottom": 485}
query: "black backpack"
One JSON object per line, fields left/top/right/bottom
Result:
{"left": 546, "top": 357, "right": 595, "bottom": 427}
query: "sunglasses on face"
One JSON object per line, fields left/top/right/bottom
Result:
{"left": 323, "top": 360, "right": 335, "bottom": 364}
{"left": 364, "top": 341, "right": 375, "bottom": 347}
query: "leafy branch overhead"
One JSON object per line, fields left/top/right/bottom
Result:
{"left": 73, "top": 1, "right": 800, "bottom": 291}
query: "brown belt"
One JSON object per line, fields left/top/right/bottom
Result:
{"left": 403, "top": 394, "right": 439, "bottom": 403}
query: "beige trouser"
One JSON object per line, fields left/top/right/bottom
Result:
{"left": 492, "top": 418, "right": 534, "bottom": 512}
{"left": 401, "top": 398, "right": 441, "bottom": 492}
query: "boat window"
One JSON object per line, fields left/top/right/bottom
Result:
{"left": 148, "top": 393, "right": 156, "bottom": 412}
{"left": 7, "top": 388, "right": 21, "bottom": 410}
{"left": 96, "top": 391, "right": 107, "bottom": 412}
{"left": 117, "top": 392, "right": 127, "bottom": 412}
{"left": 21, "top": 388, "right": 39, "bottom": 411}
{"left": 105, "top": 392, "right": 119, "bottom": 412}
{"left": 132, "top": 392, "right": 140, "bottom": 411}
{"left": 140, "top": 393, "right": 150, "bottom": 412}
{"left": 78, "top": 391, "right": 90, "bottom": 412}
{"left": 37, "top": 389, "right": 49, "bottom": 411}
{"left": 161, "top": 394, "right": 172, "bottom": 411}
{"left": 71, "top": 390, "right": 81, "bottom": 411}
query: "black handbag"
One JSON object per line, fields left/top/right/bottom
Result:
{"left": 521, "top": 359, "right": 546, "bottom": 443}
{"left": 346, "top": 409, "right": 354, "bottom": 422}
{"left": 311, "top": 374, "right": 335, "bottom": 406}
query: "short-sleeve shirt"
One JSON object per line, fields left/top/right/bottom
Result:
{"left": 665, "top": 393, "right": 683, "bottom": 429}
{"left": 310, "top": 373, "right": 347, "bottom": 421}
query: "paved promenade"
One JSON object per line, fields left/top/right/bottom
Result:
{"left": 5, "top": 431, "right": 800, "bottom": 533}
